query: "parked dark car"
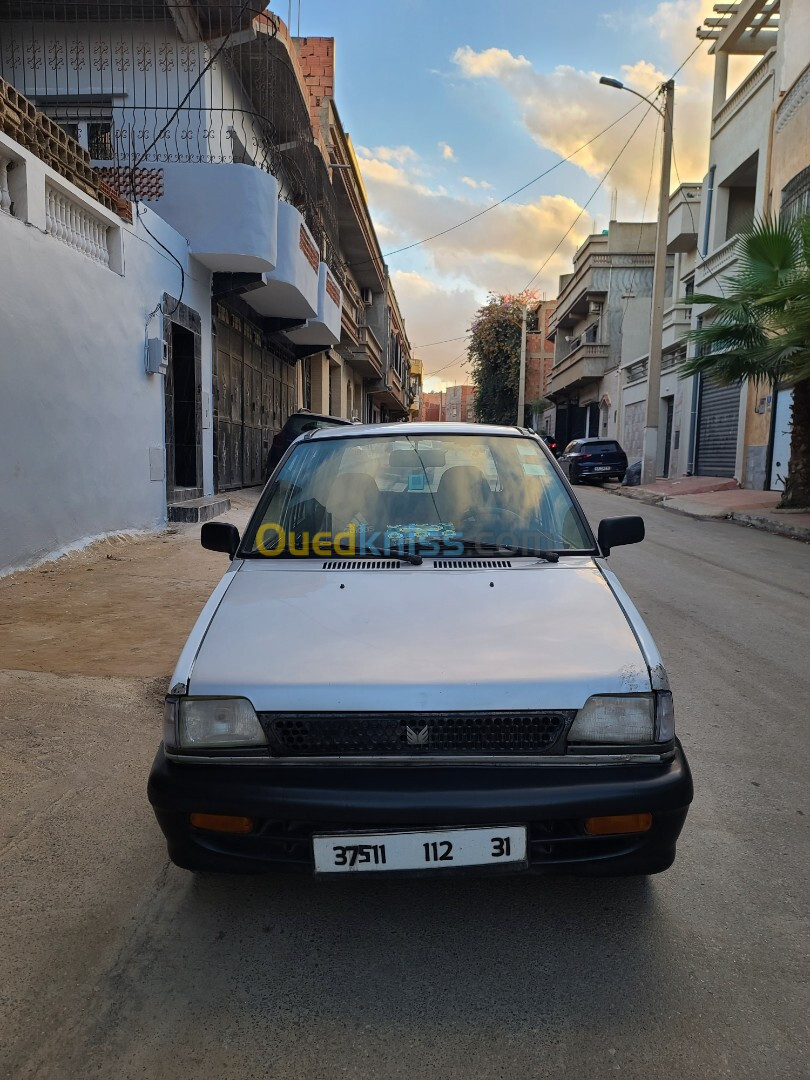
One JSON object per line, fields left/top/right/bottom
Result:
{"left": 622, "top": 461, "right": 642, "bottom": 487}
{"left": 538, "top": 433, "right": 560, "bottom": 458}
{"left": 559, "top": 438, "right": 628, "bottom": 484}
{"left": 265, "top": 411, "right": 351, "bottom": 479}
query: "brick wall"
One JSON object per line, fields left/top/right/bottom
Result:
{"left": 0, "top": 76, "right": 131, "bottom": 221}
{"left": 293, "top": 37, "right": 335, "bottom": 140}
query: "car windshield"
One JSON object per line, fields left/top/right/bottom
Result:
{"left": 241, "top": 432, "right": 594, "bottom": 557}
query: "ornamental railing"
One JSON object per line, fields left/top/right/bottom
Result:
{"left": 0, "top": 1, "right": 339, "bottom": 264}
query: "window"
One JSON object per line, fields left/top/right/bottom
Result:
{"left": 781, "top": 165, "right": 810, "bottom": 221}
{"left": 242, "top": 433, "right": 594, "bottom": 555}
{"left": 38, "top": 100, "right": 114, "bottom": 159}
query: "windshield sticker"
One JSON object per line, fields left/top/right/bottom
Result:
{"left": 408, "top": 472, "right": 426, "bottom": 491}
{"left": 385, "top": 523, "right": 455, "bottom": 543}
{"left": 516, "top": 443, "right": 535, "bottom": 456}
{"left": 521, "top": 463, "right": 544, "bottom": 475}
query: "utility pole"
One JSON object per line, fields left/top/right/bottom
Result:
{"left": 599, "top": 75, "right": 675, "bottom": 484}
{"left": 516, "top": 302, "right": 527, "bottom": 427}
{"left": 642, "top": 79, "right": 674, "bottom": 484}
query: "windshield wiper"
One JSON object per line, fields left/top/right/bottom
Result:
{"left": 239, "top": 545, "right": 422, "bottom": 565}
{"left": 433, "top": 538, "right": 560, "bottom": 563}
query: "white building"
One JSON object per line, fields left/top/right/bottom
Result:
{"left": 617, "top": 184, "right": 702, "bottom": 477}
{"left": 547, "top": 220, "right": 674, "bottom": 451}
{"left": 0, "top": 2, "right": 411, "bottom": 573}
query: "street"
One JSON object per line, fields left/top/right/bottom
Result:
{"left": 1, "top": 489, "right": 808, "bottom": 1080}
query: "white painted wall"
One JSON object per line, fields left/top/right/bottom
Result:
{"left": 0, "top": 143, "right": 213, "bottom": 572}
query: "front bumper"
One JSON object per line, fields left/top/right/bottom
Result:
{"left": 147, "top": 742, "right": 693, "bottom": 876}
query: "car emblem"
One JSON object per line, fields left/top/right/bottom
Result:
{"left": 405, "top": 725, "right": 429, "bottom": 746}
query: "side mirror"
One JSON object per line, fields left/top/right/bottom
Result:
{"left": 201, "top": 522, "right": 240, "bottom": 559}
{"left": 597, "top": 516, "right": 645, "bottom": 556}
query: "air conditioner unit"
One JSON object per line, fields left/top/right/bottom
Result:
{"left": 360, "top": 287, "right": 373, "bottom": 306}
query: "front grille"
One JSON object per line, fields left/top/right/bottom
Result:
{"left": 260, "top": 711, "right": 574, "bottom": 757}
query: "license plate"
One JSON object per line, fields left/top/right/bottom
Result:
{"left": 593, "top": 465, "right": 611, "bottom": 472}
{"left": 313, "top": 825, "right": 527, "bottom": 874}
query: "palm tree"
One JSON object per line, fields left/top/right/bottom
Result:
{"left": 681, "top": 214, "right": 810, "bottom": 509}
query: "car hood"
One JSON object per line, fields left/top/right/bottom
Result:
{"left": 186, "top": 560, "right": 651, "bottom": 712}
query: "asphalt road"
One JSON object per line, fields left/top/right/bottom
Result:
{"left": 1, "top": 489, "right": 808, "bottom": 1079}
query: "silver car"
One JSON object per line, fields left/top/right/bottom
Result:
{"left": 148, "top": 423, "right": 692, "bottom": 877}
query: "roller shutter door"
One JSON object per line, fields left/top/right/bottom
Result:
{"left": 695, "top": 375, "right": 740, "bottom": 477}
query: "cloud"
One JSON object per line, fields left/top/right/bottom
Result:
{"left": 453, "top": 45, "right": 531, "bottom": 79}
{"left": 438, "top": 141, "right": 456, "bottom": 161}
{"left": 356, "top": 144, "right": 419, "bottom": 165}
{"left": 393, "top": 270, "right": 479, "bottom": 388}
{"left": 460, "top": 176, "right": 494, "bottom": 190}
{"left": 357, "top": 151, "right": 589, "bottom": 294}
{"left": 451, "top": 2, "right": 725, "bottom": 211}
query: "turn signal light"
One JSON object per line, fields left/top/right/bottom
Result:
{"left": 190, "top": 813, "right": 254, "bottom": 834}
{"left": 584, "top": 813, "right": 653, "bottom": 836}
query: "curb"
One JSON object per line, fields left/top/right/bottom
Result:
{"left": 603, "top": 485, "right": 810, "bottom": 542}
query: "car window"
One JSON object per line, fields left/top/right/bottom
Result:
{"left": 242, "top": 433, "right": 594, "bottom": 556}
{"left": 583, "top": 440, "right": 622, "bottom": 453}
{"left": 563, "top": 441, "right": 579, "bottom": 454}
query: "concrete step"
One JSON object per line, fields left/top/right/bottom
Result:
{"left": 167, "top": 495, "right": 231, "bottom": 524}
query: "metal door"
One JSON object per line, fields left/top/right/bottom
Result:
{"left": 769, "top": 386, "right": 793, "bottom": 491}
{"left": 662, "top": 398, "right": 674, "bottom": 477}
{"left": 215, "top": 306, "right": 298, "bottom": 491}
{"left": 695, "top": 375, "right": 741, "bottom": 477}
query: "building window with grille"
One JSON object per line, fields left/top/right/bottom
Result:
{"left": 37, "top": 99, "right": 114, "bottom": 161}
{"left": 781, "top": 165, "right": 810, "bottom": 221}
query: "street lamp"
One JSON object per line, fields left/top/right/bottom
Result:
{"left": 599, "top": 75, "right": 674, "bottom": 485}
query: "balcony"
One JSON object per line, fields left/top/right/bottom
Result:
{"left": 662, "top": 304, "right": 692, "bottom": 350}
{"left": 694, "top": 236, "right": 738, "bottom": 291}
{"left": 285, "top": 262, "right": 343, "bottom": 347}
{"left": 245, "top": 200, "right": 319, "bottom": 321}
{"left": 157, "top": 162, "right": 278, "bottom": 273}
{"left": 667, "top": 185, "right": 702, "bottom": 254}
{"left": 1, "top": 128, "right": 124, "bottom": 272}
{"left": 549, "top": 343, "right": 610, "bottom": 396}
{"left": 0, "top": 7, "right": 340, "bottom": 267}
{"left": 712, "top": 50, "right": 775, "bottom": 137}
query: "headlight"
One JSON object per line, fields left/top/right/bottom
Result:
{"left": 568, "top": 694, "right": 655, "bottom": 744}
{"left": 165, "top": 697, "right": 267, "bottom": 751}
{"left": 655, "top": 691, "right": 675, "bottom": 742}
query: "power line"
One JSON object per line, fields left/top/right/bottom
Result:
{"left": 348, "top": 96, "right": 653, "bottom": 272}
{"left": 413, "top": 333, "right": 469, "bottom": 349}
{"left": 521, "top": 100, "right": 657, "bottom": 293}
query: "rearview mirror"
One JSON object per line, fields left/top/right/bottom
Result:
{"left": 201, "top": 522, "right": 240, "bottom": 559}
{"left": 597, "top": 516, "right": 645, "bottom": 556}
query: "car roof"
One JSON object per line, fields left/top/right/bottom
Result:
{"left": 287, "top": 411, "right": 350, "bottom": 425}
{"left": 306, "top": 421, "right": 528, "bottom": 441}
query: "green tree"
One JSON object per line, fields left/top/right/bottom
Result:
{"left": 682, "top": 214, "right": 810, "bottom": 508}
{"left": 468, "top": 295, "right": 523, "bottom": 425}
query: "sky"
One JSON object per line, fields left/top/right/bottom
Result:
{"left": 281, "top": 0, "right": 735, "bottom": 391}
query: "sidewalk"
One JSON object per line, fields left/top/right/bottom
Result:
{"left": 611, "top": 476, "right": 810, "bottom": 542}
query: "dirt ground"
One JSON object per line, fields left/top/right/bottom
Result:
{"left": 0, "top": 491, "right": 259, "bottom": 678}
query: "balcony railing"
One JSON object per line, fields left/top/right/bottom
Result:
{"left": 712, "top": 50, "right": 775, "bottom": 136}
{"left": 695, "top": 237, "right": 738, "bottom": 289}
{"left": 0, "top": 2, "right": 340, "bottom": 265}
{"left": 45, "top": 182, "right": 111, "bottom": 265}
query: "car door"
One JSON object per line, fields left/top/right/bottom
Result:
{"left": 559, "top": 441, "right": 578, "bottom": 478}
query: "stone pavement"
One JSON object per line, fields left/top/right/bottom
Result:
{"left": 609, "top": 476, "right": 810, "bottom": 542}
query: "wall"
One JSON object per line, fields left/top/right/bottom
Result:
{"left": 0, "top": 144, "right": 212, "bottom": 572}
